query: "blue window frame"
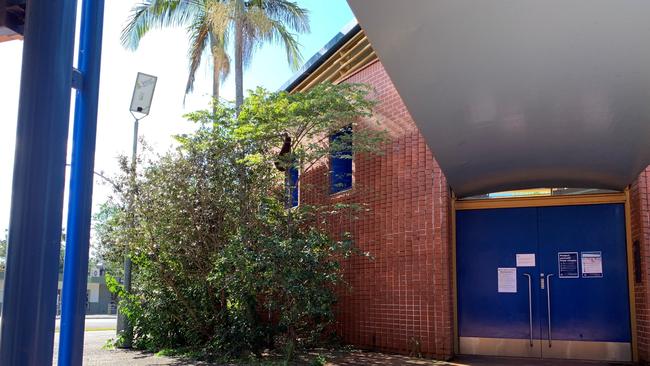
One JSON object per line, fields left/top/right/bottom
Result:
{"left": 287, "top": 166, "right": 299, "bottom": 207}
{"left": 330, "top": 126, "right": 353, "bottom": 194}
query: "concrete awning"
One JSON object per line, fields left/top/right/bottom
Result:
{"left": 347, "top": 0, "right": 650, "bottom": 197}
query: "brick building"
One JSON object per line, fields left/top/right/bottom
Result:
{"left": 281, "top": 8, "right": 650, "bottom": 362}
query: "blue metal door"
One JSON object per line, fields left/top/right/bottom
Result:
{"left": 457, "top": 207, "right": 542, "bottom": 357}
{"left": 537, "top": 204, "right": 631, "bottom": 360}
{"left": 457, "top": 203, "right": 631, "bottom": 361}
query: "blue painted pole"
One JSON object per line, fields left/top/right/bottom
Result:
{"left": 59, "top": 0, "right": 105, "bottom": 365}
{"left": 0, "top": 0, "right": 78, "bottom": 365}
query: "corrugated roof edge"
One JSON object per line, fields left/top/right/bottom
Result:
{"left": 280, "top": 19, "right": 361, "bottom": 92}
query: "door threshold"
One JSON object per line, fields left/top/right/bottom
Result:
{"left": 449, "top": 355, "right": 631, "bottom": 366}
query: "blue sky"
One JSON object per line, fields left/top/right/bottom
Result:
{"left": 0, "top": 0, "right": 355, "bottom": 233}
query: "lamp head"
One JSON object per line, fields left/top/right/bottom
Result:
{"left": 129, "top": 72, "right": 157, "bottom": 117}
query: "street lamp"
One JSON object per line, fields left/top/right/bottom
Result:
{"left": 130, "top": 72, "right": 157, "bottom": 115}
{"left": 117, "top": 72, "right": 157, "bottom": 348}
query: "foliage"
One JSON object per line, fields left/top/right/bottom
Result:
{"left": 93, "top": 202, "right": 128, "bottom": 277}
{"left": 0, "top": 230, "right": 6, "bottom": 271}
{"left": 95, "top": 83, "right": 385, "bottom": 360}
{"left": 0, "top": 230, "right": 67, "bottom": 273}
{"left": 121, "top": 0, "right": 309, "bottom": 101}
{"left": 310, "top": 354, "right": 327, "bottom": 366}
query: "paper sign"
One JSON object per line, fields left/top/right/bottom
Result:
{"left": 497, "top": 268, "right": 517, "bottom": 293}
{"left": 516, "top": 253, "right": 536, "bottom": 267}
{"left": 558, "top": 252, "right": 579, "bottom": 278}
{"left": 581, "top": 251, "right": 603, "bottom": 278}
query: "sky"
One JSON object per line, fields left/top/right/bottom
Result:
{"left": 0, "top": 0, "right": 355, "bottom": 235}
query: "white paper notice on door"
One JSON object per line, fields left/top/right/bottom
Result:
{"left": 581, "top": 251, "right": 603, "bottom": 278}
{"left": 497, "top": 267, "right": 517, "bottom": 293}
{"left": 516, "top": 253, "right": 536, "bottom": 267}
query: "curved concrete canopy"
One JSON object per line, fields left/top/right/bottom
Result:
{"left": 347, "top": 0, "right": 650, "bottom": 197}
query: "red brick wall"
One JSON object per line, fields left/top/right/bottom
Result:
{"left": 300, "top": 61, "right": 454, "bottom": 359}
{"left": 298, "top": 56, "right": 650, "bottom": 361}
{"left": 632, "top": 167, "right": 650, "bottom": 361}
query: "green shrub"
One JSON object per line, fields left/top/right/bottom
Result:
{"left": 310, "top": 354, "right": 327, "bottom": 366}
{"left": 96, "top": 84, "right": 384, "bottom": 360}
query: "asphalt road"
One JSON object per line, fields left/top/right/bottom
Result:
{"left": 55, "top": 315, "right": 117, "bottom": 331}
{"left": 0, "top": 314, "right": 116, "bottom": 332}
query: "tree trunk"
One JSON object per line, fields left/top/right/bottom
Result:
{"left": 209, "top": 33, "right": 221, "bottom": 103}
{"left": 212, "top": 63, "right": 220, "bottom": 102}
{"left": 234, "top": 2, "right": 244, "bottom": 113}
{"left": 234, "top": 1, "right": 247, "bottom": 233}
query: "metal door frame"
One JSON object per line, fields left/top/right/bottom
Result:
{"left": 451, "top": 190, "right": 637, "bottom": 362}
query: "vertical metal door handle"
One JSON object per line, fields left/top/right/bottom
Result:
{"left": 546, "top": 273, "right": 554, "bottom": 347}
{"left": 523, "top": 273, "right": 533, "bottom": 347}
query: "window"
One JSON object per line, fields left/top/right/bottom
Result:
{"left": 287, "top": 166, "right": 299, "bottom": 208}
{"left": 462, "top": 187, "right": 620, "bottom": 200}
{"left": 330, "top": 126, "right": 353, "bottom": 194}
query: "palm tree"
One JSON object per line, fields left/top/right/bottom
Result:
{"left": 121, "top": 0, "right": 309, "bottom": 108}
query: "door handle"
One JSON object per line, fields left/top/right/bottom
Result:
{"left": 546, "top": 273, "right": 555, "bottom": 347}
{"left": 523, "top": 273, "right": 533, "bottom": 347}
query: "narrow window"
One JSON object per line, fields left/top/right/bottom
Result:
{"left": 287, "top": 166, "right": 299, "bottom": 207}
{"left": 330, "top": 126, "right": 353, "bottom": 194}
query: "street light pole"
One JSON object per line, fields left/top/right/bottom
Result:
{"left": 126, "top": 115, "right": 141, "bottom": 292}
{"left": 117, "top": 72, "right": 157, "bottom": 348}
{"left": 116, "top": 114, "right": 139, "bottom": 348}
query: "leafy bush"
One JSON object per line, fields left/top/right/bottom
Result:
{"left": 95, "top": 84, "right": 384, "bottom": 360}
{"left": 310, "top": 354, "right": 327, "bottom": 366}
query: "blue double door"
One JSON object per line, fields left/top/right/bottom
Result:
{"left": 457, "top": 203, "right": 631, "bottom": 361}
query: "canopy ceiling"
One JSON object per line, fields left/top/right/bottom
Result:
{"left": 347, "top": 0, "right": 650, "bottom": 197}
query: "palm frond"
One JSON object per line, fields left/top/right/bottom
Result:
{"left": 204, "top": 1, "right": 233, "bottom": 83}
{"left": 211, "top": 31, "right": 231, "bottom": 84}
{"left": 268, "top": 19, "right": 303, "bottom": 70}
{"left": 204, "top": 0, "right": 234, "bottom": 33}
{"left": 121, "top": 0, "right": 203, "bottom": 50}
{"left": 239, "top": 7, "right": 270, "bottom": 68}
{"left": 122, "top": 0, "right": 310, "bottom": 101}
{"left": 242, "top": 6, "right": 303, "bottom": 71}
{"left": 251, "top": 0, "right": 310, "bottom": 33}
{"left": 185, "top": 14, "right": 211, "bottom": 97}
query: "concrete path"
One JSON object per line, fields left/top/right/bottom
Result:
{"left": 303, "top": 352, "right": 627, "bottom": 366}
{"left": 447, "top": 356, "right": 629, "bottom": 366}
{"left": 53, "top": 331, "right": 438, "bottom": 365}
{"left": 51, "top": 332, "right": 628, "bottom": 365}
{"left": 53, "top": 331, "right": 181, "bottom": 365}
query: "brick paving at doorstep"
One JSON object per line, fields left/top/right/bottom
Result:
{"left": 51, "top": 332, "right": 626, "bottom": 366}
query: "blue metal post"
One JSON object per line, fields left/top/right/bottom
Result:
{"left": 0, "top": 0, "right": 78, "bottom": 365}
{"left": 59, "top": 0, "right": 105, "bottom": 365}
